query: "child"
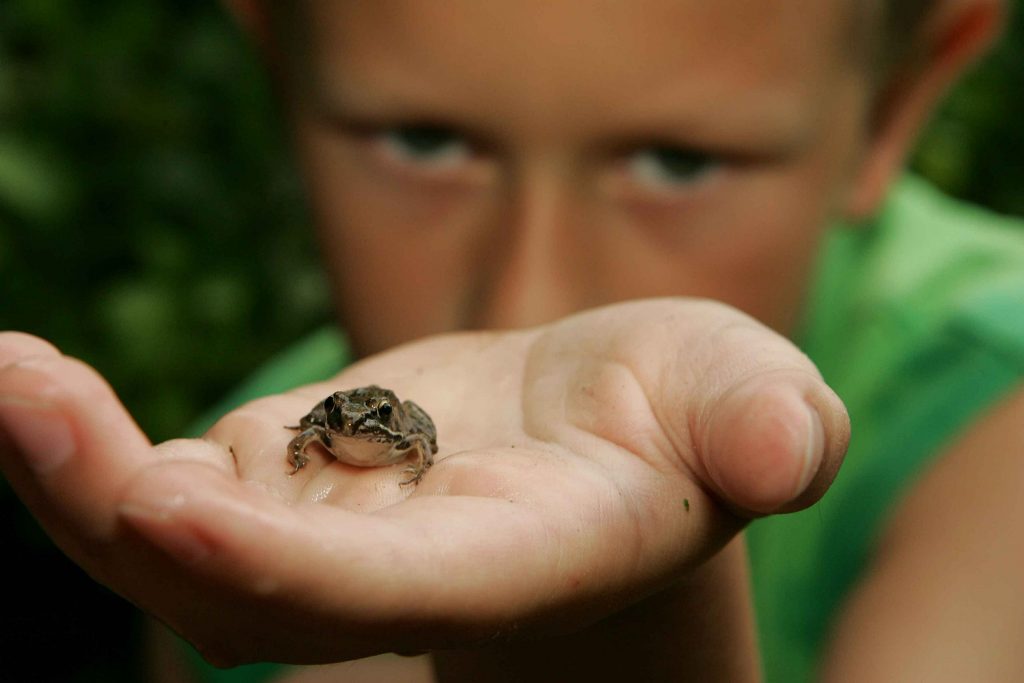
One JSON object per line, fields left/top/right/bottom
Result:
{"left": 1, "top": 1, "right": 1021, "bottom": 681}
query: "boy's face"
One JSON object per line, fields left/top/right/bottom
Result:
{"left": 285, "top": 0, "right": 874, "bottom": 354}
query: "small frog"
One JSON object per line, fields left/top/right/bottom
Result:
{"left": 286, "top": 385, "right": 438, "bottom": 485}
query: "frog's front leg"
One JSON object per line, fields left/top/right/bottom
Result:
{"left": 394, "top": 434, "right": 435, "bottom": 486}
{"left": 287, "top": 426, "right": 332, "bottom": 474}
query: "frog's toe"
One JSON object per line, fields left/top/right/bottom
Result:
{"left": 399, "top": 465, "right": 426, "bottom": 487}
{"left": 288, "top": 455, "right": 308, "bottom": 475}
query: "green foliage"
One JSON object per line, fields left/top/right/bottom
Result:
{"left": 912, "top": 3, "right": 1024, "bottom": 216}
{"left": 0, "top": 1, "right": 330, "bottom": 442}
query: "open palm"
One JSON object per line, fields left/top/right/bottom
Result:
{"left": 0, "top": 299, "right": 847, "bottom": 666}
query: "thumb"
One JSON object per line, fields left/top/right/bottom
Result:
{"left": 697, "top": 369, "right": 849, "bottom": 516}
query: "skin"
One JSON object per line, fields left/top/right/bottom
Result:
{"left": 289, "top": 0, "right": 870, "bottom": 350}
{"left": 0, "top": 0, "right": 1017, "bottom": 680}
{"left": 0, "top": 302, "right": 848, "bottom": 673}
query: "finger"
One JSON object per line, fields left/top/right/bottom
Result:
{"left": 0, "top": 331, "right": 62, "bottom": 360}
{"left": 549, "top": 301, "right": 850, "bottom": 517}
{"left": 115, "top": 451, "right": 670, "bottom": 664}
{"left": 697, "top": 368, "right": 848, "bottom": 515}
{"left": 653, "top": 309, "right": 850, "bottom": 516}
{"left": 0, "top": 339, "right": 155, "bottom": 551}
{"left": 153, "top": 438, "right": 237, "bottom": 474}
{"left": 114, "top": 461, "right": 502, "bottom": 663}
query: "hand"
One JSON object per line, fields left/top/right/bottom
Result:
{"left": 0, "top": 299, "right": 848, "bottom": 666}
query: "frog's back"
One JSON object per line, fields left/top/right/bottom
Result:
{"left": 403, "top": 400, "right": 438, "bottom": 451}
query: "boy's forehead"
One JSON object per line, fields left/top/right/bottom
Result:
{"left": 299, "top": 0, "right": 860, "bottom": 142}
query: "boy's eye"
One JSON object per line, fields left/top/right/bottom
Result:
{"left": 626, "top": 146, "right": 719, "bottom": 189}
{"left": 377, "top": 125, "right": 471, "bottom": 167}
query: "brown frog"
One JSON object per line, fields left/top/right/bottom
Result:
{"left": 286, "top": 385, "right": 438, "bottom": 485}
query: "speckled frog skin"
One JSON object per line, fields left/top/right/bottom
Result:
{"left": 286, "top": 385, "right": 437, "bottom": 485}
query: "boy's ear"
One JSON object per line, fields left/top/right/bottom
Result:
{"left": 843, "top": 0, "right": 1005, "bottom": 220}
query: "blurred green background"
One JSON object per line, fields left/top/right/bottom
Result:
{"left": 1, "top": 2, "right": 1022, "bottom": 681}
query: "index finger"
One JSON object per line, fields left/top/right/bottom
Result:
{"left": 0, "top": 333, "right": 229, "bottom": 555}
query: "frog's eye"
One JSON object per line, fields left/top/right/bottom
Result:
{"left": 324, "top": 395, "right": 337, "bottom": 414}
{"left": 377, "top": 401, "right": 393, "bottom": 420}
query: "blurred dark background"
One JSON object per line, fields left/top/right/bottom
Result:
{"left": 0, "top": 2, "right": 1022, "bottom": 681}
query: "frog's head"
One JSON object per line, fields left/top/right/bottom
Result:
{"left": 325, "top": 386, "right": 399, "bottom": 435}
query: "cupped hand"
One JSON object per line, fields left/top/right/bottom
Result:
{"left": 0, "top": 299, "right": 848, "bottom": 666}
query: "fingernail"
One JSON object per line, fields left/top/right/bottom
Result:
{"left": 119, "top": 499, "right": 213, "bottom": 565}
{"left": 795, "top": 403, "right": 825, "bottom": 497}
{"left": 0, "top": 399, "right": 75, "bottom": 475}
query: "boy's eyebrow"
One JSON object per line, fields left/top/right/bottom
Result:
{"left": 306, "top": 75, "right": 503, "bottom": 133}
{"left": 604, "top": 79, "right": 820, "bottom": 157}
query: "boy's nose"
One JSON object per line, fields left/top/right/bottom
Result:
{"left": 470, "top": 170, "right": 590, "bottom": 330}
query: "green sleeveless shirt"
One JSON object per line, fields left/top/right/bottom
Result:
{"left": 751, "top": 176, "right": 1024, "bottom": 681}
{"left": 188, "top": 176, "right": 1024, "bottom": 682}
